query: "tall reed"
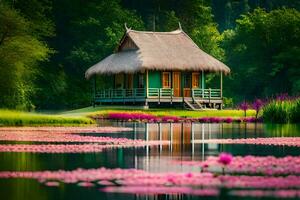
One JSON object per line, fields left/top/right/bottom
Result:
{"left": 263, "top": 98, "right": 300, "bottom": 123}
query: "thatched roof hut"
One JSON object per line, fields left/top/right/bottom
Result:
{"left": 85, "top": 28, "right": 230, "bottom": 79}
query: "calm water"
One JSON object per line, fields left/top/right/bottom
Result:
{"left": 1, "top": 121, "right": 300, "bottom": 200}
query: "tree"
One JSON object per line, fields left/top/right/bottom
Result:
{"left": 222, "top": 8, "right": 300, "bottom": 102}
{"left": 62, "top": 0, "right": 144, "bottom": 107}
{"left": 0, "top": 3, "right": 51, "bottom": 109}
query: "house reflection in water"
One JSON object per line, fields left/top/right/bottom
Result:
{"left": 128, "top": 122, "right": 264, "bottom": 171}
{"left": 143, "top": 123, "right": 223, "bottom": 160}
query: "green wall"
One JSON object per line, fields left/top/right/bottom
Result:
{"left": 97, "top": 71, "right": 206, "bottom": 90}
{"left": 148, "top": 71, "right": 161, "bottom": 88}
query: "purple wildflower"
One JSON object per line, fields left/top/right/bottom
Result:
{"left": 239, "top": 101, "right": 249, "bottom": 117}
{"left": 253, "top": 99, "right": 264, "bottom": 119}
{"left": 276, "top": 93, "right": 289, "bottom": 101}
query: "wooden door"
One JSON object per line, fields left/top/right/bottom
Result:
{"left": 192, "top": 73, "right": 200, "bottom": 88}
{"left": 162, "top": 72, "right": 171, "bottom": 88}
{"left": 115, "top": 74, "right": 124, "bottom": 89}
{"left": 172, "top": 72, "right": 181, "bottom": 97}
{"left": 126, "top": 74, "right": 133, "bottom": 89}
{"left": 183, "top": 73, "right": 191, "bottom": 97}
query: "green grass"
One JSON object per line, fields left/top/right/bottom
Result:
{"left": 0, "top": 109, "right": 95, "bottom": 126}
{"left": 0, "top": 106, "right": 256, "bottom": 127}
{"left": 63, "top": 106, "right": 256, "bottom": 118}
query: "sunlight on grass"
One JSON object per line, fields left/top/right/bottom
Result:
{"left": 63, "top": 106, "right": 256, "bottom": 118}
{"left": 0, "top": 110, "right": 95, "bottom": 126}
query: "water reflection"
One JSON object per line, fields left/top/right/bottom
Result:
{"left": 107, "top": 121, "right": 300, "bottom": 172}
{"left": 1, "top": 122, "right": 300, "bottom": 200}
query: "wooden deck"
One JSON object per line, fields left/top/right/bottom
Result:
{"left": 94, "top": 88, "right": 222, "bottom": 109}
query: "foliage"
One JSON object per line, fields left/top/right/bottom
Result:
{"left": 0, "top": 0, "right": 299, "bottom": 110}
{"left": 0, "top": 110, "right": 94, "bottom": 126}
{"left": 223, "top": 97, "right": 234, "bottom": 108}
{"left": 223, "top": 8, "right": 300, "bottom": 102}
{"left": 52, "top": 0, "right": 144, "bottom": 108}
{"left": 0, "top": 2, "right": 52, "bottom": 110}
{"left": 263, "top": 98, "right": 300, "bottom": 123}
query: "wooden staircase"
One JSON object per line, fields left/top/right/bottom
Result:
{"left": 184, "top": 99, "right": 203, "bottom": 110}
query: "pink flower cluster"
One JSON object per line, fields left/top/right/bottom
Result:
{"left": 0, "top": 142, "right": 154, "bottom": 153}
{"left": 0, "top": 128, "right": 168, "bottom": 153}
{"left": 0, "top": 127, "right": 132, "bottom": 134}
{"left": 230, "top": 189, "right": 300, "bottom": 198}
{"left": 197, "top": 137, "right": 300, "bottom": 147}
{"left": 1, "top": 167, "right": 300, "bottom": 197}
{"left": 0, "top": 130, "right": 140, "bottom": 144}
{"left": 104, "top": 112, "right": 259, "bottom": 123}
{"left": 176, "top": 155, "right": 300, "bottom": 175}
{"left": 102, "top": 186, "right": 219, "bottom": 196}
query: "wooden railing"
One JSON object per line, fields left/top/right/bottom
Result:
{"left": 95, "top": 88, "right": 221, "bottom": 100}
{"left": 192, "top": 88, "right": 221, "bottom": 99}
{"left": 95, "top": 88, "right": 146, "bottom": 99}
{"left": 148, "top": 88, "right": 221, "bottom": 99}
{"left": 148, "top": 88, "right": 173, "bottom": 98}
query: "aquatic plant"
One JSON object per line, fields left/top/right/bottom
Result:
{"left": 192, "top": 137, "right": 300, "bottom": 147}
{"left": 177, "top": 155, "right": 300, "bottom": 176}
{"left": 0, "top": 140, "right": 163, "bottom": 153}
{"left": 1, "top": 166, "right": 300, "bottom": 197}
{"left": 230, "top": 189, "right": 300, "bottom": 198}
{"left": 0, "top": 129, "right": 136, "bottom": 143}
{"left": 0, "top": 127, "right": 169, "bottom": 153}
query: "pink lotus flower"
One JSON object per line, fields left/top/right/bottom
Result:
{"left": 218, "top": 152, "right": 233, "bottom": 165}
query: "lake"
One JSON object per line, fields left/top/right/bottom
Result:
{"left": 1, "top": 121, "right": 300, "bottom": 200}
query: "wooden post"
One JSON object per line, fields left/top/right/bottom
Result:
{"left": 220, "top": 72, "right": 223, "bottom": 98}
{"left": 201, "top": 71, "right": 205, "bottom": 98}
{"left": 182, "top": 73, "right": 184, "bottom": 109}
{"left": 93, "top": 76, "right": 96, "bottom": 107}
{"left": 146, "top": 70, "right": 149, "bottom": 98}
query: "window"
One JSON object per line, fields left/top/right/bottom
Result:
{"left": 138, "top": 73, "right": 144, "bottom": 88}
{"left": 162, "top": 72, "right": 171, "bottom": 88}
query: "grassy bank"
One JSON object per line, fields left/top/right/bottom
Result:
{"left": 63, "top": 106, "right": 256, "bottom": 118}
{"left": 0, "top": 106, "right": 256, "bottom": 127}
{"left": 0, "top": 110, "right": 95, "bottom": 126}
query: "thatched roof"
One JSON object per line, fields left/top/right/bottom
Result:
{"left": 85, "top": 28, "right": 230, "bottom": 79}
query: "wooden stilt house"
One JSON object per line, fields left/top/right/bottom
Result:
{"left": 85, "top": 25, "right": 230, "bottom": 110}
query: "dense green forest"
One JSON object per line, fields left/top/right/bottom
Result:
{"left": 0, "top": 0, "right": 299, "bottom": 110}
